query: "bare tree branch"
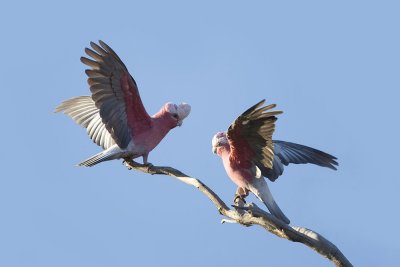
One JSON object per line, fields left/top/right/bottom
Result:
{"left": 123, "top": 160, "right": 352, "bottom": 267}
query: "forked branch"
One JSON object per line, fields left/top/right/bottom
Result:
{"left": 123, "top": 160, "right": 352, "bottom": 267}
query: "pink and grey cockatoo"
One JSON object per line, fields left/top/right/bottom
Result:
{"left": 212, "top": 100, "right": 338, "bottom": 224}
{"left": 56, "top": 41, "right": 191, "bottom": 167}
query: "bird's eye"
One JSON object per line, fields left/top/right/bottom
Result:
{"left": 173, "top": 114, "right": 179, "bottom": 119}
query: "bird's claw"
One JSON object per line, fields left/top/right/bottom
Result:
{"left": 233, "top": 194, "right": 248, "bottom": 215}
{"left": 233, "top": 194, "right": 247, "bottom": 205}
{"left": 122, "top": 158, "right": 134, "bottom": 169}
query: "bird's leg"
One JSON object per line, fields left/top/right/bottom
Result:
{"left": 142, "top": 153, "right": 152, "bottom": 165}
{"left": 142, "top": 153, "right": 153, "bottom": 170}
{"left": 233, "top": 187, "right": 249, "bottom": 214}
{"left": 234, "top": 187, "right": 249, "bottom": 202}
{"left": 142, "top": 153, "right": 148, "bottom": 164}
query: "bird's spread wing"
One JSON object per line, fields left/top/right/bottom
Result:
{"left": 264, "top": 140, "right": 339, "bottom": 181}
{"left": 81, "top": 40, "right": 152, "bottom": 149}
{"left": 55, "top": 96, "right": 116, "bottom": 149}
{"left": 227, "top": 100, "right": 282, "bottom": 170}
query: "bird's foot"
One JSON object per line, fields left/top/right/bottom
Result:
{"left": 123, "top": 158, "right": 143, "bottom": 170}
{"left": 143, "top": 162, "right": 154, "bottom": 172}
{"left": 122, "top": 158, "right": 133, "bottom": 169}
{"left": 234, "top": 194, "right": 247, "bottom": 205}
{"left": 233, "top": 194, "right": 248, "bottom": 215}
{"left": 233, "top": 187, "right": 248, "bottom": 208}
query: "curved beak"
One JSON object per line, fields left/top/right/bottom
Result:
{"left": 177, "top": 120, "right": 183, "bottom": 127}
{"left": 212, "top": 146, "right": 217, "bottom": 154}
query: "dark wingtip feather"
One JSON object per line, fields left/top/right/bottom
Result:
{"left": 90, "top": 41, "right": 107, "bottom": 56}
{"left": 85, "top": 47, "right": 102, "bottom": 61}
{"left": 80, "top": 56, "right": 101, "bottom": 69}
{"left": 98, "top": 40, "right": 109, "bottom": 50}
{"left": 327, "top": 156, "right": 339, "bottom": 170}
{"left": 241, "top": 99, "right": 266, "bottom": 117}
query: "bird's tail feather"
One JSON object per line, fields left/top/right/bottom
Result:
{"left": 248, "top": 178, "right": 290, "bottom": 224}
{"left": 78, "top": 145, "right": 124, "bottom": 167}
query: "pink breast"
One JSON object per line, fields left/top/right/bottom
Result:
{"left": 222, "top": 153, "right": 253, "bottom": 189}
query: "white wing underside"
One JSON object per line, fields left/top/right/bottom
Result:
{"left": 55, "top": 96, "right": 116, "bottom": 149}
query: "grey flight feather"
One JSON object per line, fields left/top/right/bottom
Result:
{"left": 261, "top": 140, "right": 339, "bottom": 182}
{"left": 80, "top": 40, "right": 135, "bottom": 149}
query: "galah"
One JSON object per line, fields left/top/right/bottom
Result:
{"left": 56, "top": 41, "right": 191, "bottom": 167}
{"left": 212, "top": 100, "right": 338, "bottom": 224}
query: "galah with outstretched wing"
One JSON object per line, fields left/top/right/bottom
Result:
{"left": 56, "top": 41, "right": 191, "bottom": 167}
{"left": 212, "top": 100, "right": 338, "bottom": 224}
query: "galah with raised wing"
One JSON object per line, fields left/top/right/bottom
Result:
{"left": 56, "top": 41, "right": 191, "bottom": 167}
{"left": 212, "top": 100, "right": 338, "bottom": 224}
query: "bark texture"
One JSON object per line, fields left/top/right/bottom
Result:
{"left": 124, "top": 160, "right": 352, "bottom": 267}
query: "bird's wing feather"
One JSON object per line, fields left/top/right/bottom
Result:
{"left": 262, "top": 140, "right": 338, "bottom": 181}
{"left": 81, "top": 40, "right": 152, "bottom": 148}
{"left": 55, "top": 96, "right": 116, "bottom": 149}
{"left": 227, "top": 100, "right": 282, "bottom": 170}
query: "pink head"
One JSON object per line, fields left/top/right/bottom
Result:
{"left": 163, "top": 102, "right": 191, "bottom": 127}
{"left": 212, "top": 131, "right": 229, "bottom": 154}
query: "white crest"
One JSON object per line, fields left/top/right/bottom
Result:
{"left": 212, "top": 132, "right": 228, "bottom": 148}
{"left": 177, "top": 103, "right": 191, "bottom": 120}
{"left": 212, "top": 134, "right": 219, "bottom": 148}
{"left": 165, "top": 102, "right": 178, "bottom": 114}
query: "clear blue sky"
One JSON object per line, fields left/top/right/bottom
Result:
{"left": 1, "top": 1, "right": 399, "bottom": 266}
